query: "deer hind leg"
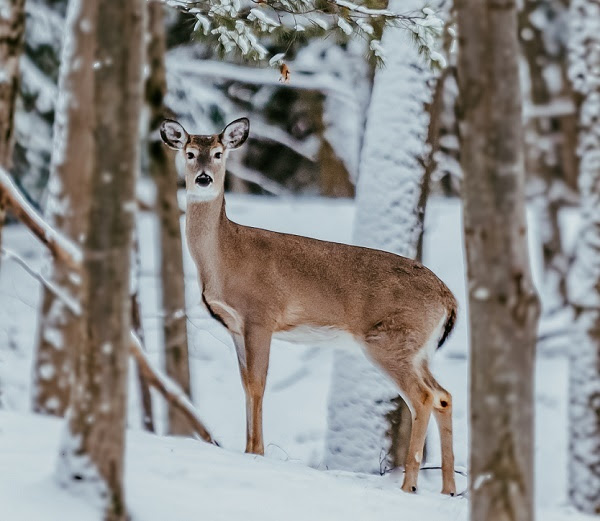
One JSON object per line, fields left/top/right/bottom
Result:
{"left": 234, "top": 327, "right": 272, "bottom": 455}
{"left": 365, "top": 331, "right": 455, "bottom": 494}
{"left": 420, "top": 363, "right": 456, "bottom": 495}
{"left": 396, "top": 374, "right": 434, "bottom": 493}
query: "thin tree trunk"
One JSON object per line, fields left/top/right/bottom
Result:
{"left": 32, "top": 0, "right": 97, "bottom": 416}
{"left": 519, "top": 0, "right": 570, "bottom": 311}
{"left": 132, "top": 234, "right": 155, "bottom": 432}
{"left": 456, "top": 1, "right": 540, "bottom": 520}
{"left": 146, "top": 0, "right": 193, "bottom": 436}
{"left": 56, "top": 0, "right": 144, "bottom": 519}
{"left": 415, "top": 67, "right": 449, "bottom": 263}
{"left": 0, "top": 0, "right": 25, "bottom": 269}
{"left": 566, "top": 0, "right": 600, "bottom": 514}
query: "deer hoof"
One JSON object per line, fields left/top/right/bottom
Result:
{"left": 401, "top": 482, "right": 417, "bottom": 494}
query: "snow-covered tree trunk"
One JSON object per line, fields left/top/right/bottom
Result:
{"left": 456, "top": 0, "right": 540, "bottom": 519}
{"left": 0, "top": 0, "right": 25, "bottom": 264}
{"left": 32, "top": 0, "right": 96, "bottom": 416}
{"left": 146, "top": 0, "right": 193, "bottom": 436}
{"left": 56, "top": 0, "right": 144, "bottom": 518}
{"left": 519, "top": 0, "right": 572, "bottom": 313}
{"left": 566, "top": 0, "right": 600, "bottom": 513}
{"left": 324, "top": 0, "right": 438, "bottom": 474}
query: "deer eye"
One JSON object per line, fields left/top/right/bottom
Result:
{"left": 186, "top": 151, "right": 195, "bottom": 160}
{"left": 214, "top": 151, "right": 222, "bottom": 160}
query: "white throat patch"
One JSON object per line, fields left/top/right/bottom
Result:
{"left": 186, "top": 183, "right": 221, "bottom": 202}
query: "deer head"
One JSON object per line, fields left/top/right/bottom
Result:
{"left": 160, "top": 118, "right": 250, "bottom": 201}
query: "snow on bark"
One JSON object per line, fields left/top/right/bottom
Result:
{"left": 352, "top": 3, "right": 436, "bottom": 258}
{"left": 14, "top": 0, "right": 65, "bottom": 202}
{"left": 32, "top": 0, "right": 92, "bottom": 417}
{"left": 566, "top": 0, "right": 600, "bottom": 513}
{"left": 324, "top": 0, "right": 438, "bottom": 474}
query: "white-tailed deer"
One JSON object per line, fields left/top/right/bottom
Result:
{"left": 160, "top": 118, "right": 457, "bottom": 495}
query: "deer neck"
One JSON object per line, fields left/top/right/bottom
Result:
{"left": 185, "top": 192, "right": 231, "bottom": 290}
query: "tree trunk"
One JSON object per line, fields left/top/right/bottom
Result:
{"left": 519, "top": 0, "right": 571, "bottom": 312}
{"left": 566, "top": 0, "right": 600, "bottom": 514}
{"left": 32, "top": 0, "right": 97, "bottom": 417}
{"left": 325, "top": 0, "right": 440, "bottom": 474}
{"left": 55, "top": 0, "right": 144, "bottom": 519}
{"left": 132, "top": 234, "right": 155, "bottom": 432}
{"left": 0, "top": 0, "right": 25, "bottom": 267}
{"left": 146, "top": 0, "right": 193, "bottom": 436}
{"left": 455, "top": 1, "right": 540, "bottom": 520}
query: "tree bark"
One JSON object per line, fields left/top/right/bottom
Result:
{"left": 146, "top": 0, "right": 193, "bottom": 436}
{"left": 56, "top": 0, "right": 144, "bottom": 519}
{"left": 566, "top": 0, "right": 600, "bottom": 514}
{"left": 455, "top": 1, "right": 540, "bottom": 520}
{"left": 32, "top": 0, "right": 96, "bottom": 416}
{"left": 0, "top": 0, "right": 25, "bottom": 267}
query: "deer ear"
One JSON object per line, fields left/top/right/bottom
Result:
{"left": 221, "top": 118, "right": 249, "bottom": 149}
{"left": 160, "top": 119, "right": 189, "bottom": 150}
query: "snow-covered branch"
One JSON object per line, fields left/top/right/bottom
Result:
{"left": 166, "top": 52, "right": 356, "bottom": 101}
{"left": 1, "top": 247, "right": 81, "bottom": 315}
{"left": 163, "top": 0, "right": 445, "bottom": 65}
{"left": 0, "top": 167, "right": 82, "bottom": 270}
{"left": 130, "top": 332, "right": 217, "bottom": 444}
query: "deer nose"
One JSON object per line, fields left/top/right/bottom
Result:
{"left": 195, "top": 172, "right": 213, "bottom": 187}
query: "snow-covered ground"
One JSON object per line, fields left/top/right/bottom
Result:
{"left": 0, "top": 194, "right": 588, "bottom": 520}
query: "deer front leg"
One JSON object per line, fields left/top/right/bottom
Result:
{"left": 234, "top": 327, "right": 272, "bottom": 455}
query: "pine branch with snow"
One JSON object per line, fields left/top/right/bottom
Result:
{"left": 165, "top": 0, "right": 446, "bottom": 67}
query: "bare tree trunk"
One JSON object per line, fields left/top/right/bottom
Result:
{"left": 566, "top": 0, "right": 600, "bottom": 514}
{"left": 146, "top": 0, "right": 193, "bottom": 436}
{"left": 456, "top": 1, "right": 540, "bottom": 520}
{"left": 32, "top": 0, "right": 97, "bottom": 416}
{"left": 56, "top": 0, "right": 144, "bottom": 519}
{"left": 0, "top": 0, "right": 25, "bottom": 267}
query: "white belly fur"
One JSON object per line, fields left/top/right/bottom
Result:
{"left": 273, "top": 325, "right": 359, "bottom": 351}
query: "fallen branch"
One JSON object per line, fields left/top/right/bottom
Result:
{"left": 0, "top": 167, "right": 81, "bottom": 270}
{"left": 0, "top": 168, "right": 216, "bottom": 445}
{"left": 130, "top": 331, "right": 216, "bottom": 444}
